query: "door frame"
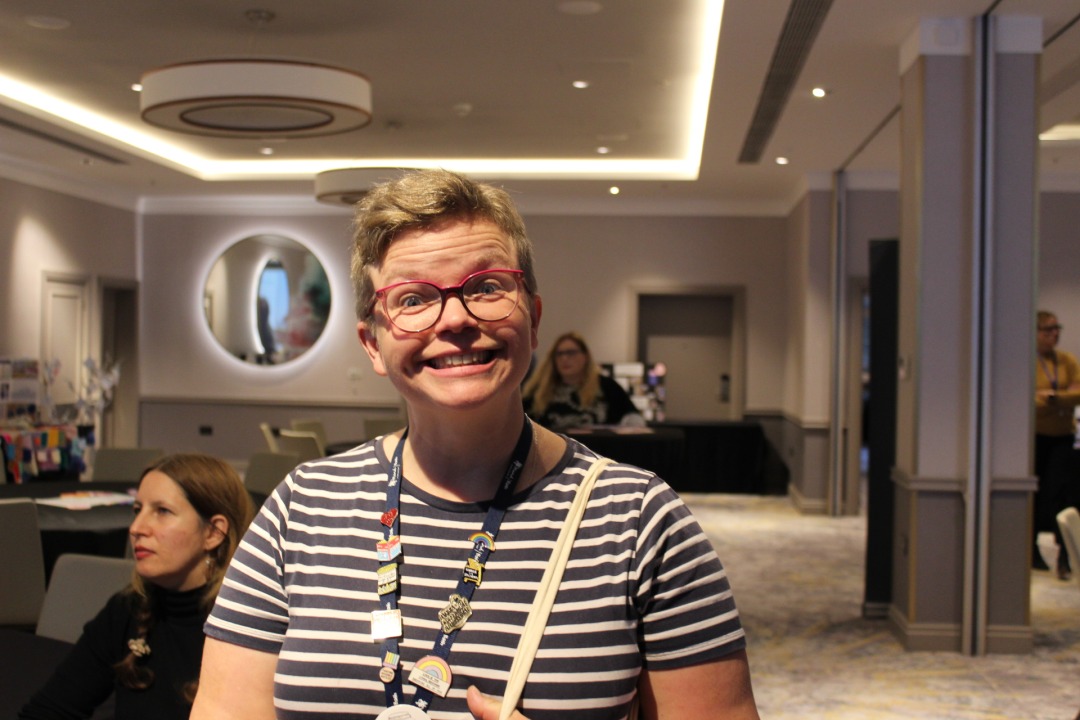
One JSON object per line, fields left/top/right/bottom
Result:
{"left": 98, "top": 277, "right": 140, "bottom": 448}
{"left": 41, "top": 272, "right": 92, "bottom": 409}
{"left": 628, "top": 284, "right": 747, "bottom": 421}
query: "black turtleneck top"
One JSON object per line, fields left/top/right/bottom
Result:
{"left": 19, "top": 584, "right": 208, "bottom": 720}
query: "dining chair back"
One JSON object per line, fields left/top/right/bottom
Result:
{"left": 36, "top": 554, "right": 135, "bottom": 643}
{"left": 290, "top": 419, "right": 328, "bottom": 455}
{"left": 244, "top": 451, "right": 300, "bottom": 496}
{"left": 363, "top": 417, "right": 405, "bottom": 441}
{"left": 1057, "top": 506, "right": 1080, "bottom": 592}
{"left": 90, "top": 447, "right": 164, "bottom": 482}
{"left": 0, "top": 498, "right": 47, "bottom": 627}
{"left": 259, "top": 422, "right": 280, "bottom": 453}
{"left": 275, "top": 429, "right": 324, "bottom": 463}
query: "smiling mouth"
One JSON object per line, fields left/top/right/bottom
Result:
{"left": 428, "top": 350, "right": 494, "bottom": 369}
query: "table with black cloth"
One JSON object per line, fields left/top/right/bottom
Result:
{"left": 565, "top": 426, "right": 687, "bottom": 487}
{"left": 652, "top": 420, "right": 771, "bottom": 494}
{"left": 326, "top": 422, "right": 774, "bottom": 495}
{"left": 0, "top": 628, "right": 113, "bottom": 720}
{"left": 0, "top": 481, "right": 135, "bottom": 582}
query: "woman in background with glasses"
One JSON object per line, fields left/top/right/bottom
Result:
{"left": 523, "top": 331, "right": 644, "bottom": 432}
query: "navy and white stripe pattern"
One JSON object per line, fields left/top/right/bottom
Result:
{"left": 207, "top": 437, "right": 746, "bottom": 719}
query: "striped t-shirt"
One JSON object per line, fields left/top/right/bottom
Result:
{"left": 206, "top": 436, "right": 746, "bottom": 719}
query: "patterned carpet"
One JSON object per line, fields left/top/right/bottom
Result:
{"left": 683, "top": 493, "right": 1080, "bottom": 720}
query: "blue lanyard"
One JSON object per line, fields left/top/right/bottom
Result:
{"left": 379, "top": 416, "right": 533, "bottom": 712}
{"left": 1040, "top": 353, "right": 1059, "bottom": 391}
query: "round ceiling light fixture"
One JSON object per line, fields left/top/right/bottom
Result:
{"left": 139, "top": 59, "right": 372, "bottom": 138}
{"left": 315, "top": 168, "right": 410, "bottom": 207}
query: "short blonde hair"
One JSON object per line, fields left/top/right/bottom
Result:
{"left": 350, "top": 169, "right": 538, "bottom": 322}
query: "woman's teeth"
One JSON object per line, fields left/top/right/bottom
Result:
{"left": 430, "top": 351, "right": 493, "bottom": 369}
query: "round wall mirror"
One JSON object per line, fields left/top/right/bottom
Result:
{"left": 203, "top": 234, "right": 331, "bottom": 365}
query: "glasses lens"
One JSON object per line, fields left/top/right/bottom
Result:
{"left": 381, "top": 271, "right": 522, "bottom": 332}
{"left": 462, "top": 271, "right": 521, "bottom": 321}
{"left": 1040, "top": 325, "right": 1063, "bottom": 332}
{"left": 384, "top": 282, "right": 443, "bottom": 332}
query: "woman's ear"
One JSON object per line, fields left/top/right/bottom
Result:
{"left": 204, "top": 514, "right": 229, "bottom": 551}
{"left": 358, "top": 320, "right": 388, "bottom": 377}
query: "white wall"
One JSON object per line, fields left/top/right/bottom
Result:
{"left": 1038, "top": 193, "right": 1080, "bottom": 358}
{"left": 140, "top": 211, "right": 400, "bottom": 406}
{"left": 139, "top": 210, "right": 794, "bottom": 414}
{"left": 523, "top": 214, "right": 789, "bottom": 413}
{"left": 0, "top": 177, "right": 137, "bottom": 359}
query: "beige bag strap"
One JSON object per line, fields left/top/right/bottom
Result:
{"left": 499, "top": 456, "right": 613, "bottom": 720}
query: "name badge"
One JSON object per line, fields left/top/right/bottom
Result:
{"left": 375, "top": 706, "right": 430, "bottom": 720}
{"left": 371, "top": 609, "right": 403, "bottom": 641}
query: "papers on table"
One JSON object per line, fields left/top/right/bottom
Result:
{"left": 35, "top": 491, "right": 135, "bottom": 510}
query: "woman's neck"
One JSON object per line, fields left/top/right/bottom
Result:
{"left": 395, "top": 403, "right": 531, "bottom": 502}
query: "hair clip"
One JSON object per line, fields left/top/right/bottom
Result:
{"left": 127, "top": 637, "right": 151, "bottom": 658}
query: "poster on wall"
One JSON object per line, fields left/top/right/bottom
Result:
{"left": 0, "top": 358, "right": 41, "bottom": 420}
{"left": 601, "top": 361, "right": 667, "bottom": 422}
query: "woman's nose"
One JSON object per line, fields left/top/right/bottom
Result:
{"left": 434, "top": 294, "right": 477, "bottom": 331}
{"left": 129, "top": 512, "right": 147, "bottom": 537}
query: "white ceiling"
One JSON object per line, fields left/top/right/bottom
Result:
{"left": 1, "top": 0, "right": 1079, "bottom": 216}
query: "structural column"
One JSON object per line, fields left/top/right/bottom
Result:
{"left": 890, "top": 16, "right": 1040, "bottom": 654}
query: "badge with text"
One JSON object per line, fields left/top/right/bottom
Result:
{"left": 371, "top": 608, "right": 403, "bottom": 641}
{"left": 408, "top": 655, "right": 453, "bottom": 697}
{"left": 377, "top": 563, "right": 400, "bottom": 595}
{"left": 463, "top": 557, "right": 484, "bottom": 586}
{"left": 377, "top": 535, "right": 403, "bottom": 562}
{"left": 375, "top": 706, "right": 430, "bottom": 720}
{"left": 438, "top": 594, "right": 473, "bottom": 634}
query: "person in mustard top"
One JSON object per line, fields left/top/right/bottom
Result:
{"left": 1034, "top": 310, "right": 1080, "bottom": 579}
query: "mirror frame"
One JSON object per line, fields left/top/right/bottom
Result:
{"left": 202, "top": 234, "right": 332, "bottom": 366}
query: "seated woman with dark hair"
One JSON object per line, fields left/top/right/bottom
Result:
{"left": 19, "top": 453, "right": 255, "bottom": 720}
{"left": 523, "top": 331, "right": 645, "bottom": 431}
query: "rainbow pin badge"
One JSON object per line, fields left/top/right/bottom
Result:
{"left": 408, "top": 655, "right": 453, "bottom": 697}
{"left": 469, "top": 531, "right": 495, "bottom": 552}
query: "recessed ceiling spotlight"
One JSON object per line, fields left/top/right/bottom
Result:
{"left": 25, "top": 15, "right": 71, "bottom": 30}
{"left": 811, "top": 87, "right": 828, "bottom": 98}
{"left": 609, "top": 186, "right": 620, "bottom": 195}
{"left": 596, "top": 146, "right": 611, "bottom": 155}
{"left": 259, "top": 147, "right": 274, "bottom": 155}
{"left": 775, "top": 156, "right": 790, "bottom": 165}
{"left": 452, "top": 102, "right": 473, "bottom": 118}
{"left": 572, "top": 80, "right": 590, "bottom": 90}
{"left": 131, "top": 83, "right": 143, "bottom": 93}
{"left": 558, "top": 1, "right": 603, "bottom": 16}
